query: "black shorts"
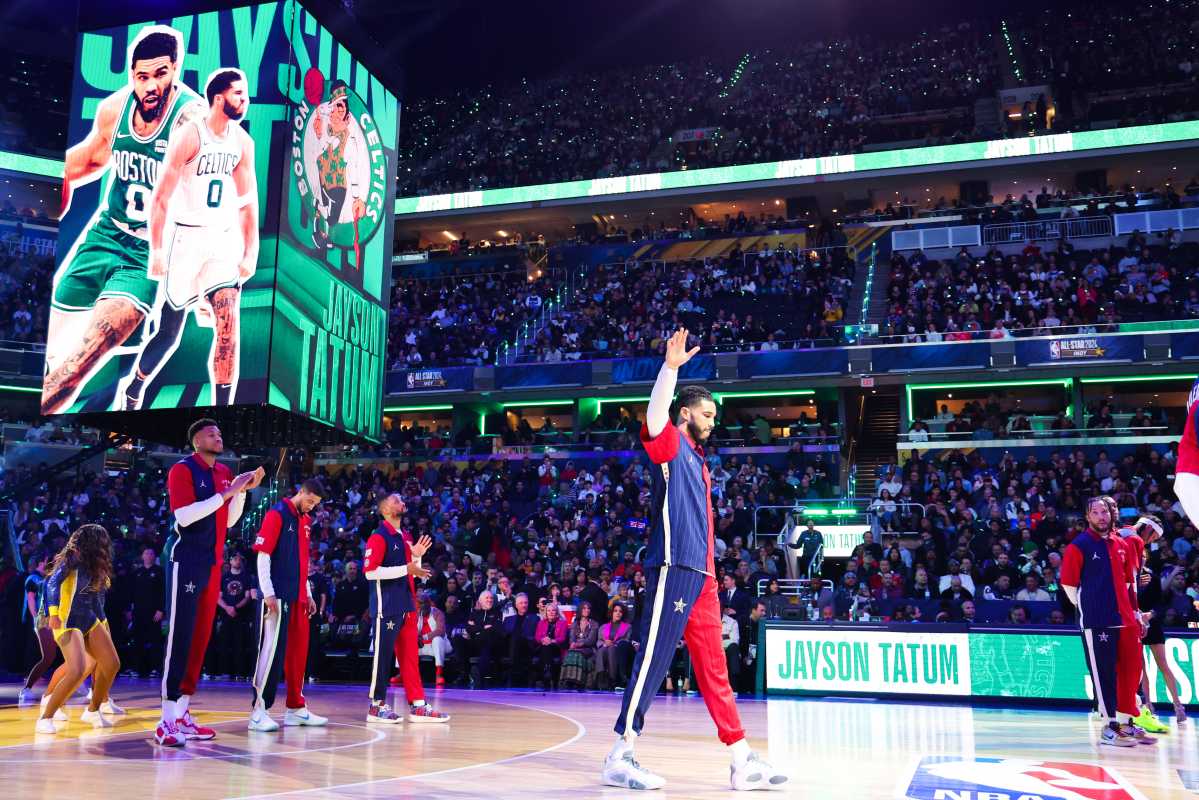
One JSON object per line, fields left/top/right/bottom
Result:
{"left": 1143, "top": 619, "right": 1165, "bottom": 646}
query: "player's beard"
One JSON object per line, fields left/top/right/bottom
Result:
{"left": 223, "top": 97, "right": 246, "bottom": 121}
{"left": 685, "top": 417, "right": 710, "bottom": 445}
{"left": 137, "top": 84, "right": 172, "bottom": 122}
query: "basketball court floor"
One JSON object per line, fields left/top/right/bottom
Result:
{"left": 1, "top": 679, "right": 1196, "bottom": 798}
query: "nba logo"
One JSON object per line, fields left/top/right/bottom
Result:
{"left": 1049, "top": 341, "right": 1061, "bottom": 360}
{"left": 902, "top": 756, "right": 1147, "bottom": 800}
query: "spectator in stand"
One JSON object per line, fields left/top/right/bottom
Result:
{"left": 214, "top": 551, "right": 254, "bottom": 679}
{"left": 1016, "top": 574, "right": 1051, "bottom": 602}
{"left": 502, "top": 592, "right": 539, "bottom": 686}
{"left": 561, "top": 600, "right": 598, "bottom": 688}
{"left": 453, "top": 590, "right": 504, "bottom": 687}
{"left": 533, "top": 601, "right": 568, "bottom": 690}
{"left": 415, "top": 591, "right": 451, "bottom": 688}
{"left": 593, "top": 601, "right": 634, "bottom": 689}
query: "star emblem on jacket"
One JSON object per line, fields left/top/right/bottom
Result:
{"left": 1099, "top": 631, "right": 1109, "bottom": 642}
{"left": 1092, "top": 552, "right": 1100, "bottom": 560}
{"left": 387, "top": 620, "right": 396, "bottom": 630}
{"left": 185, "top": 581, "right": 196, "bottom": 593}
{"left": 673, "top": 598, "right": 686, "bottom": 613}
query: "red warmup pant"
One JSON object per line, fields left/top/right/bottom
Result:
{"left": 1117, "top": 625, "right": 1142, "bottom": 718}
{"left": 180, "top": 563, "right": 221, "bottom": 697}
{"left": 285, "top": 600, "right": 311, "bottom": 709}
{"left": 392, "top": 612, "right": 425, "bottom": 704}
{"left": 685, "top": 576, "right": 745, "bottom": 744}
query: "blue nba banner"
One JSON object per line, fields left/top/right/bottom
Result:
{"left": 1172, "top": 331, "right": 1199, "bottom": 359}
{"left": 386, "top": 366, "right": 474, "bottom": 394}
{"left": 495, "top": 361, "right": 592, "bottom": 389}
{"left": 738, "top": 348, "right": 848, "bottom": 379}
{"left": 1015, "top": 335, "right": 1142, "bottom": 365}
{"left": 611, "top": 355, "right": 715, "bottom": 384}
{"left": 872, "top": 342, "right": 990, "bottom": 372}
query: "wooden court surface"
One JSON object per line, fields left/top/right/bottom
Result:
{"left": 2, "top": 679, "right": 1199, "bottom": 798}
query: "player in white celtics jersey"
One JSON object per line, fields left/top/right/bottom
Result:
{"left": 43, "top": 27, "right": 204, "bottom": 414}
{"left": 122, "top": 69, "right": 258, "bottom": 410}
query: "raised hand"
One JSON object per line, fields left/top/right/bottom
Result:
{"left": 664, "top": 328, "right": 700, "bottom": 369}
{"left": 411, "top": 534, "right": 433, "bottom": 559}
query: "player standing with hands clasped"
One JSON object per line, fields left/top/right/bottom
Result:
{"left": 602, "top": 329, "right": 787, "bottom": 791}
{"left": 158, "top": 418, "right": 263, "bottom": 747}
{"left": 364, "top": 493, "right": 449, "bottom": 723}
{"left": 1061, "top": 496, "right": 1156, "bottom": 748}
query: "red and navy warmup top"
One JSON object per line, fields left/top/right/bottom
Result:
{"left": 167, "top": 454, "right": 234, "bottom": 568}
{"left": 252, "top": 497, "right": 310, "bottom": 603}
{"left": 1061, "top": 528, "right": 1137, "bottom": 629}
{"left": 639, "top": 422, "right": 716, "bottom": 574}
{"left": 365, "top": 520, "right": 415, "bottom": 616}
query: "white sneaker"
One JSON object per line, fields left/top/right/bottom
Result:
{"left": 248, "top": 708, "right": 280, "bottom": 732}
{"left": 41, "top": 695, "right": 68, "bottom": 722}
{"left": 601, "top": 751, "right": 667, "bottom": 790}
{"left": 284, "top": 707, "right": 327, "bottom": 727}
{"left": 35, "top": 718, "right": 58, "bottom": 735}
{"left": 18, "top": 687, "right": 35, "bottom": 707}
{"left": 730, "top": 752, "right": 789, "bottom": 791}
{"left": 81, "top": 708, "right": 113, "bottom": 728}
{"left": 100, "top": 698, "right": 126, "bottom": 715}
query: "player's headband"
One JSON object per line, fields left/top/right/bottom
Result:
{"left": 1137, "top": 516, "right": 1163, "bottom": 537}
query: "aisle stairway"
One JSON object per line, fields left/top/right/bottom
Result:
{"left": 853, "top": 391, "right": 901, "bottom": 503}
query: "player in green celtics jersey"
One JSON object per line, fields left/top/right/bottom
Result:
{"left": 42, "top": 27, "right": 203, "bottom": 414}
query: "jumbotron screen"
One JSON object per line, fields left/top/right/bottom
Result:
{"left": 44, "top": 1, "right": 396, "bottom": 441}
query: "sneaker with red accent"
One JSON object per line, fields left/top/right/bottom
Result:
{"left": 177, "top": 710, "right": 217, "bottom": 740}
{"left": 366, "top": 703, "right": 402, "bottom": 724}
{"left": 408, "top": 704, "right": 450, "bottom": 723}
{"left": 155, "top": 719, "right": 186, "bottom": 747}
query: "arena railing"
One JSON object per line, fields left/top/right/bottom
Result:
{"left": 981, "top": 215, "right": 1113, "bottom": 246}
{"left": 897, "top": 425, "right": 1171, "bottom": 444}
{"left": 755, "top": 577, "right": 834, "bottom": 602}
{"left": 313, "top": 431, "right": 842, "bottom": 462}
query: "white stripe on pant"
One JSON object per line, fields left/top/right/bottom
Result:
{"left": 369, "top": 581, "right": 384, "bottom": 701}
{"left": 1082, "top": 628, "right": 1110, "bottom": 720}
{"left": 619, "top": 564, "right": 670, "bottom": 740}
{"left": 251, "top": 600, "right": 283, "bottom": 709}
{"left": 160, "top": 562, "right": 180, "bottom": 700}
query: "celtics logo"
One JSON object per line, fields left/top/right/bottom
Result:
{"left": 292, "top": 69, "right": 386, "bottom": 271}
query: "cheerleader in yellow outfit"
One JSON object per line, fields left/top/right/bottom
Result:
{"left": 37, "top": 524, "right": 121, "bottom": 734}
